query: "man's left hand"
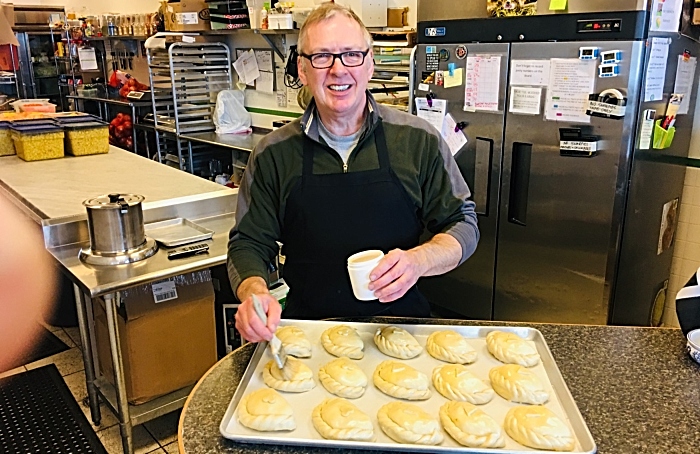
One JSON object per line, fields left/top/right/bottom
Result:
{"left": 368, "top": 249, "right": 424, "bottom": 303}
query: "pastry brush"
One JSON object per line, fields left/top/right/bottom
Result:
{"left": 252, "top": 294, "right": 287, "bottom": 370}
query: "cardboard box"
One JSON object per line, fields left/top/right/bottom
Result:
{"left": 165, "top": 0, "right": 211, "bottom": 32}
{"left": 95, "top": 270, "right": 217, "bottom": 405}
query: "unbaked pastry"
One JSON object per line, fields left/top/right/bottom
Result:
{"left": 262, "top": 357, "right": 315, "bottom": 393}
{"left": 374, "top": 326, "right": 423, "bottom": 359}
{"left": 275, "top": 325, "right": 311, "bottom": 358}
{"left": 321, "top": 325, "right": 364, "bottom": 359}
{"left": 432, "top": 364, "right": 494, "bottom": 404}
{"left": 488, "top": 364, "right": 549, "bottom": 405}
{"left": 237, "top": 388, "right": 295, "bottom": 431}
{"left": 312, "top": 397, "right": 374, "bottom": 441}
{"left": 485, "top": 331, "right": 540, "bottom": 367}
{"left": 318, "top": 357, "right": 368, "bottom": 399}
{"left": 504, "top": 406, "right": 575, "bottom": 452}
{"left": 439, "top": 401, "right": 505, "bottom": 448}
{"left": 377, "top": 401, "right": 443, "bottom": 445}
{"left": 373, "top": 360, "right": 431, "bottom": 400}
{"left": 426, "top": 330, "right": 477, "bottom": 364}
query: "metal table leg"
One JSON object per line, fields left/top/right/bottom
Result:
{"left": 73, "top": 284, "right": 101, "bottom": 425}
{"left": 131, "top": 105, "right": 138, "bottom": 155}
{"left": 104, "top": 293, "right": 134, "bottom": 454}
{"left": 187, "top": 140, "right": 194, "bottom": 174}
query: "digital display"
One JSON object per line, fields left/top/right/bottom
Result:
{"left": 578, "top": 19, "right": 622, "bottom": 33}
{"left": 602, "top": 66, "right": 613, "bottom": 73}
{"left": 582, "top": 49, "right": 593, "bottom": 55}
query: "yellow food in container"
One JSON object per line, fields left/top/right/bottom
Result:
{"left": 10, "top": 123, "right": 64, "bottom": 161}
{"left": 0, "top": 122, "right": 14, "bottom": 156}
{"left": 63, "top": 121, "right": 109, "bottom": 156}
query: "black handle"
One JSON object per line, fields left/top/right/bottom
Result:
{"left": 473, "top": 138, "right": 493, "bottom": 216}
{"left": 508, "top": 142, "right": 532, "bottom": 226}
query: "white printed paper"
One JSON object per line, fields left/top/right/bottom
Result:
{"left": 177, "top": 12, "right": 198, "bottom": 25}
{"left": 254, "top": 50, "right": 274, "bottom": 72}
{"left": 639, "top": 109, "right": 656, "bottom": 150}
{"left": 77, "top": 47, "right": 98, "bottom": 71}
{"left": 510, "top": 60, "right": 551, "bottom": 86}
{"left": 650, "top": 0, "right": 683, "bottom": 33}
{"left": 464, "top": 55, "right": 501, "bottom": 112}
{"left": 233, "top": 49, "right": 260, "bottom": 85}
{"left": 644, "top": 38, "right": 671, "bottom": 102}
{"left": 152, "top": 279, "right": 178, "bottom": 303}
{"left": 418, "top": 83, "right": 429, "bottom": 92}
{"left": 509, "top": 86, "right": 542, "bottom": 115}
{"left": 440, "top": 113, "right": 468, "bottom": 156}
{"left": 544, "top": 58, "right": 596, "bottom": 123}
{"left": 257, "top": 71, "right": 274, "bottom": 93}
{"left": 415, "top": 97, "right": 447, "bottom": 133}
{"left": 673, "top": 56, "right": 697, "bottom": 115}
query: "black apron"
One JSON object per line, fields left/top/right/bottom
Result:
{"left": 281, "top": 120, "right": 430, "bottom": 319}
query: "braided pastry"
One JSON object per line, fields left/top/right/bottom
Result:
{"left": 377, "top": 401, "right": 443, "bottom": 445}
{"left": 485, "top": 331, "right": 540, "bottom": 367}
{"left": 432, "top": 364, "right": 494, "bottom": 404}
{"left": 262, "top": 357, "right": 315, "bottom": 393}
{"left": 276, "top": 326, "right": 311, "bottom": 358}
{"left": 489, "top": 364, "right": 549, "bottom": 404}
{"left": 312, "top": 398, "right": 374, "bottom": 441}
{"left": 426, "top": 330, "right": 477, "bottom": 364}
{"left": 504, "top": 406, "right": 575, "bottom": 451}
{"left": 321, "top": 325, "right": 364, "bottom": 359}
{"left": 439, "top": 401, "right": 505, "bottom": 448}
{"left": 318, "top": 357, "right": 368, "bottom": 399}
{"left": 237, "top": 388, "right": 295, "bottom": 431}
{"left": 373, "top": 360, "right": 431, "bottom": 400}
{"left": 374, "top": 326, "right": 422, "bottom": 359}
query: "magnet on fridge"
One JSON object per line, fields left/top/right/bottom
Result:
{"left": 426, "top": 46, "right": 437, "bottom": 54}
{"left": 455, "top": 45, "right": 468, "bottom": 59}
{"left": 586, "top": 89, "right": 627, "bottom": 119}
{"left": 454, "top": 121, "right": 468, "bottom": 132}
{"left": 579, "top": 47, "right": 599, "bottom": 60}
{"left": 439, "top": 49, "right": 450, "bottom": 61}
{"left": 448, "top": 62, "right": 456, "bottom": 77}
{"left": 426, "top": 91, "right": 435, "bottom": 107}
{"left": 601, "top": 50, "right": 622, "bottom": 64}
{"left": 598, "top": 63, "right": 620, "bottom": 78}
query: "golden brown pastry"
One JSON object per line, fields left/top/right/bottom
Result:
{"left": 373, "top": 360, "right": 431, "bottom": 400}
{"left": 377, "top": 401, "right": 443, "bottom": 445}
{"left": 318, "top": 357, "right": 368, "bottom": 399}
{"left": 486, "top": 330, "right": 540, "bottom": 367}
{"left": 489, "top": 364, "right": 549, "bottom": 404}
{"left": 426, "top": 330, "right": 477, "bottom": 364}
{"left": 237, "top": 388, "right": 295, "bottom": 431}
{"left": 504, "top": 406, "right": 575, "bottom": 451}
{"left": 439, "top": 401, "right": 505, "bottom": 448}
{"left": 275, "top": 326, "right": 312, "bottom": 358}
{"left": 262, "top": 357, "right": 315, "bottom": 393}
{"left": 374, "top": 326, "right": 423, "bottom": 359}
{"left": 312, "top": 398, "right": 374, "bottom": 441}
{"left": 321, "top": 325, "right": 364, "bottom": 359}
{"left": 432, "top": 364, "right": 494, "bottom": 404}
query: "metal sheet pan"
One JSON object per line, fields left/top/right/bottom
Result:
{"left": 144, "top": 218, "right": 214, "bottom": 247}
{"left": 220, "top": 320, "right": 596, "bottom": 454}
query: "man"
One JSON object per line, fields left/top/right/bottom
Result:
{"left": 228, "top": 3, "right": 479, "bottom": 342}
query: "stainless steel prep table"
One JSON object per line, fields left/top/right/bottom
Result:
{"left": 0, "top": 146, "right": 237, "bottom": 454}
{"left": 179, "top": 130, "right": 267, "bottom": 153}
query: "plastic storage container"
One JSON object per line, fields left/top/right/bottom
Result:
{"left": 63, "top": 120, "right": 110, "bottom": 156}
{"left": 268, "top": 13, "right": 293, "bottom": 29}
{"left": 10, "top": 123, "right": 64, "bottom": 161}
{"left": 0, "top": 121, "right": 14, "bottom": 156}
{"left": 207, "top": 0, "right": 247, "bottom": 15}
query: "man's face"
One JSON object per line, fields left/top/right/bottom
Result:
{"left": 298, "top": 14, "right": 374, "bottom": 119}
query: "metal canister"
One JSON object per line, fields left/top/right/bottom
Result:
{"left": 83, "top": 193, "right": 146, "bottom": 255}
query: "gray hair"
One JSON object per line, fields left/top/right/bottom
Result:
{"left": 297, "top": 2, "right": 373, "bottom": 55}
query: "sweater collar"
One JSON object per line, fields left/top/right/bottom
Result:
{"left": 300, "top": 91, "right": 380, "bottom": 142}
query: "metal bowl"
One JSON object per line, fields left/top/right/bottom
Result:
{"left": 687, "top": 329, "right": 700, "bottom": 365}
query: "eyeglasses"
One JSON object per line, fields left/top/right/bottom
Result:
{"left": 300, "top": 49, "right": 370, "bottom": 69}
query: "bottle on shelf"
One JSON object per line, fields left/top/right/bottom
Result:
{"left": 261, "top": 3, "right": 269, "bottom": 30}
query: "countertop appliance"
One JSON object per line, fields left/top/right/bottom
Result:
{"left": 413, "top": 0, "right": 700, "bottom": 325}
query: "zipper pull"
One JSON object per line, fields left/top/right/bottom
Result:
{"left": 343, "top": 163, "right": 348, "bottom": 173}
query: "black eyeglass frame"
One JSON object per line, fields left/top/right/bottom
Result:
{"left": 299, "top": 49, "right": 371, "bottom": 69}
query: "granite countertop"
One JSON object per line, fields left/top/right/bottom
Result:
{"left": 179, "top": 317, "right": 700, "bottom": 454}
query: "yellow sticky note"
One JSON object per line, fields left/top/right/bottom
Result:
{"left": 444, "top": 68, "right": 463, "bottom": 89}
{"left": 549, "top": 0, "right": 567, "bottom": 10}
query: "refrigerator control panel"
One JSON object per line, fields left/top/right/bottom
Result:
{"left": 577, "top": 19, "right": 622, "bottom": 33}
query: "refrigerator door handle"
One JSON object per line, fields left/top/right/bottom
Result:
{"left": 474, "top": 137, "right": 493, "bottom": 216}
{"left": 408, "top": 46, "right": 417, "bottom": 115}
{"left": 508, "top": 142, "right": 532, "bottom": 226}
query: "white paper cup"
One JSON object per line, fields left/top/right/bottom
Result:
{"left": 347, "top": 250, "right": 384, "bottom": 301}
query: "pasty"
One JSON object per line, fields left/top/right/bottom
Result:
{"left": 318, "top": 357, "right": 368, "bottom": 399}
{"left": 374, "top": 326, "right": 423, "bottom": 359}
{"left": 237, "top": 388, "right": 295, "bottom": 431}
{"left": 504, "top": 406, "right": 575, "bottom": 452}
{"left": 312, "top": 397, "right": 374, "bottom": 441}
{"left": 486, "top": 331, "right": 540, "bottom": 367}
{"left": 275, "top": 326, "right": 312, "bottom": 358}
{"left": 373, "top": 360, "right": 431, "bottom": 400}
{"left": 262, "top": 357, "right": 315, "bottom": 393}
{"left": 377, "top": 401, "right": 443, "bottom": 445}
{"left": 426, "top": 330, "right": 477, "bottom": 364}
{"left": 432, "top": 364, "right": 494, "bottom": 404}
{"left": 439, "top": 401, "right": 505, "bottom": 448}
{"left": 488, "top": 364, "right": 549, "bottom": 404}
{"left": 321, "top": 325, "right": 364, "bottom": 359}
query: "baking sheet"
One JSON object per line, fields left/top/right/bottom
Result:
{"left": 220, "top": 320, "right": 596, "bottom": 453}
{"left": 143, "top": 218, "right": 213, "bottom": 247}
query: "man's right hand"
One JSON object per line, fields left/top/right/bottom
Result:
{"left": 235, "top": 276, "right": 281, "bottom": 343}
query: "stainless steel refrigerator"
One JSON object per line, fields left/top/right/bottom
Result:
{"left": 413, "top": 0, "right": 700, "bottom": 325}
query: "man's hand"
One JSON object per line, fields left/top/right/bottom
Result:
{"left": 235, "top": 277, "right": 281, "bottom": 342}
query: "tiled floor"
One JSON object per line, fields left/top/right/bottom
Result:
{"left": 1, "top": 323, "right": 180, "bottom": 454}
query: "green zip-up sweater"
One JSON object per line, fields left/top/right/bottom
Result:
{"left": 227, "top": 94, "right": 479, "bottom": 296}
